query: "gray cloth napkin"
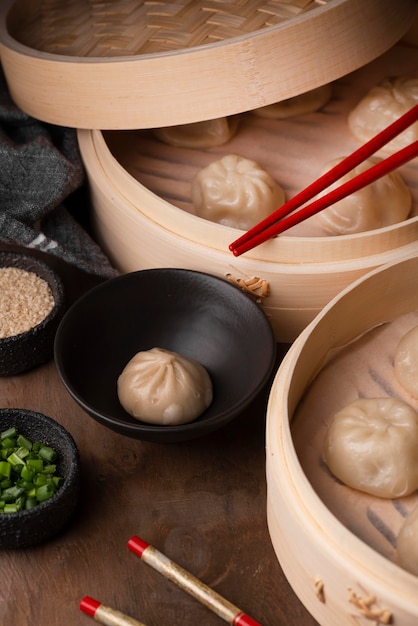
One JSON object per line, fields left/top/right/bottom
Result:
{"left": 0, "top": 68, "right": 118, "bottom": 278}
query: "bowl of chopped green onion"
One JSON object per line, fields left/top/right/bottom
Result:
{"left": 0, "top": 408, "right": 80, "bottom": 549}
{"left": 0, "top": 250, "right": 65, "bottom": 376}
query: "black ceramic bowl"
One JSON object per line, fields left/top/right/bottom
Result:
{"left": 54, "top": 268, "right": 277, "bottom": 443}
{"left": 0, "top": 409, "right": 80, "bottom": 549}
{"left": 0, "top": 251, "right": 65, "bottom": 376}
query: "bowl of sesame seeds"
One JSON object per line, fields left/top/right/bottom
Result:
{"left": 0, "top": 251, "right": 65, "bottom": 376}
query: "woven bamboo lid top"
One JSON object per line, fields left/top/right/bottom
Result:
{"left": 13, "top": 0, "right": 325, "bottom": 58}
{"left": 0, "top": 0, "right": 416, "bottom": 129}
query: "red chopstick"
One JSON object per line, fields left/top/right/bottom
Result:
{"left": 229, "top": 103, "right": 418, "bottom": 257}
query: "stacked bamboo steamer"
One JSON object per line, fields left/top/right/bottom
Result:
{"left": 2, "top": 4, "right": 418, "bottom": 625}
{"left": 0, "top": 0, "right": 417, "bottom": 343}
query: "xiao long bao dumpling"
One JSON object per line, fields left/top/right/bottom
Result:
{"left": 152, "top": 116, "right": 240, "bottom": 148}
{"left": 252, "top": 83, "right": 332, "bottom": 119}
{"left": 397, "top": 505, "right": 418, "bottom": 576}
{"left": 348, "top": 76, "right": 418, "bottom": 154}
{"left": 394, "top": 325, "right": 418, "bottom": 398}
{"left": 192, "top": 153, "right": 285, "bottom": 230}
{"left": 117, "top": 347, "right": 213, "bottom": 426}
{"left": 323, "top": 398, "right": 418, "bottom": 498}
{"left": 307, "top": 156, "right": 411, "bottom": 235}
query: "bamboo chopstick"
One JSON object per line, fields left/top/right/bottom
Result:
{"left": 229, "top": 103, "right": 418, "bottom": 257}
{"left": 128, "top": 535, "right": 262, "bottom": 626}
{"left": 80, "top": 596, "right": 148, "bottom": 626}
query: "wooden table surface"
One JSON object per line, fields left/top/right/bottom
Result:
{"left": 0, "top": 247, "right": 318, "bottom": 626}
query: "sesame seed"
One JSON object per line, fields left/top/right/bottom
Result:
{"left": 0, "top": 267, "right": 55, "bottom": 338}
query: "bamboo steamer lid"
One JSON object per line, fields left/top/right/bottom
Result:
{"left": 0, "top": 0, "right": 416, "bottom": 129}
{"left": 266, "top": 254, "right": 418, "bottom": 625}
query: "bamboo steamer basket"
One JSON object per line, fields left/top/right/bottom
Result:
{"left": 266, "top": 253, "right": 418, "bottom": 625}
{"left": 77, "top": 37, "right": 418, "bottom": 342}
{"left": 0, "top": 0, "right": 417, "bottom": 342}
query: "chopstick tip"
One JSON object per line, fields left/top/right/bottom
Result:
{"left": 80, "top": 596, "right": 101, "bottom": 617}
{"left": 128, "top": 535, "right": 149, "bottom": 557}
{"left": 233, "top": 613, "right": 262, "bottom": 626}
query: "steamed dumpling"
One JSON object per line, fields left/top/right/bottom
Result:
{"left": 348, "top": 77, "right": 418, "bottom": 154}
{"left": 394, "top": 325, "right": 418, "bottom": 398}
{"left": 397, "top": 506, "right": 418, "bottom": 575}
{"left": 191, "top": 153, "right": 285, "bottom": 230}
{"left": 323, "top": 398, "right": 418, "bottom": 498}
{"left": 308, "top": 156, "right": 411, "bottom": 234}
{"left": 252, "top": 84, "right": 332, "bottom": 119}
{"left": 153, "top": 116, "right": 239, "bottom": 148}
{"left": 117, "top": 347, "right": 213, "bottom": 425}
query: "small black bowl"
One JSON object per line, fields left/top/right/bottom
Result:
{"left": 0, "top": 251, "right": 65, "bottom": 376}
{"left": 54, "top": 268, "right": 277, "bottom": 443}
{"left": 0, "top": 409, "right": 80, "bottom": 549}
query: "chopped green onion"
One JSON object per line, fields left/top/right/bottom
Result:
{"left": 0, "top": 428, "right": 63, "bottom": 514}
{"left": 20, "top": 466, "right": 34, "bottom": 482}
{"left": 0, "top": 427, "right": 17, "bottom": 440}
{"left": 25, "top": 497, "right": 36, "bottom": 510}
{"left": 0, "top": 461, "right": 11, "bottom": 479}
{"left": 16, "top": 434, "right": 32, "bottom": 450}
{"left": 52, "top": 476, "right": 63, "bottom": 489}
{"left": 38, "top": 445, "right": 56, "bottom": 463}
{"left": 1, "top": 437, "right": 16, "bottom": 449}
{"left": 16, "top": 446, "right": 30, "bottom": 460}
{"left": 2, "top": 485, "right": 25, "bottom": 501}
{"left": 7, "top": 451, "right": 26, "bottom": 467}
{"left": 19, "top": 480, "right": 35, "bottom": 491}
{"left": 4, "top": 503, "right": 19, "bottom": 513}
{"left": 36, "top": 483, "right": 55, "bottom": 503}
{"left": 26, "top": 458, "right": 43, "bottom": 472}
{"left": 34, "top": 473, "right": 47, "bottom": 487}
{"left": 15, "top": 494, "right": 26, "bottom": 510}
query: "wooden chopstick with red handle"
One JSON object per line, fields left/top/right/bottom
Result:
{"left": 229, "top": 103, "right": 418, "bottom": 257}
{"left": 128, "top": 536, "right": 261, "bottom": 626}
{"left": 80, "top": 596, "right": 148, "bottom": 626}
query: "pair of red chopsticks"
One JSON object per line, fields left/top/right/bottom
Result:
{"left": 229, "top": 104, "right": 418, "bottom": 257}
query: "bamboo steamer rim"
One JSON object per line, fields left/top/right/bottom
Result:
{"left": 0, "top": 0, "right": 416, "bottom": 129}
{"left": 266, "top": 255, "right": 418, "bottom": 621}
{"left": 80, "top": 128, "right": 418, "bottom": 267}
{"left": 80, "top": 121, "right": 418, "bottom": 342}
